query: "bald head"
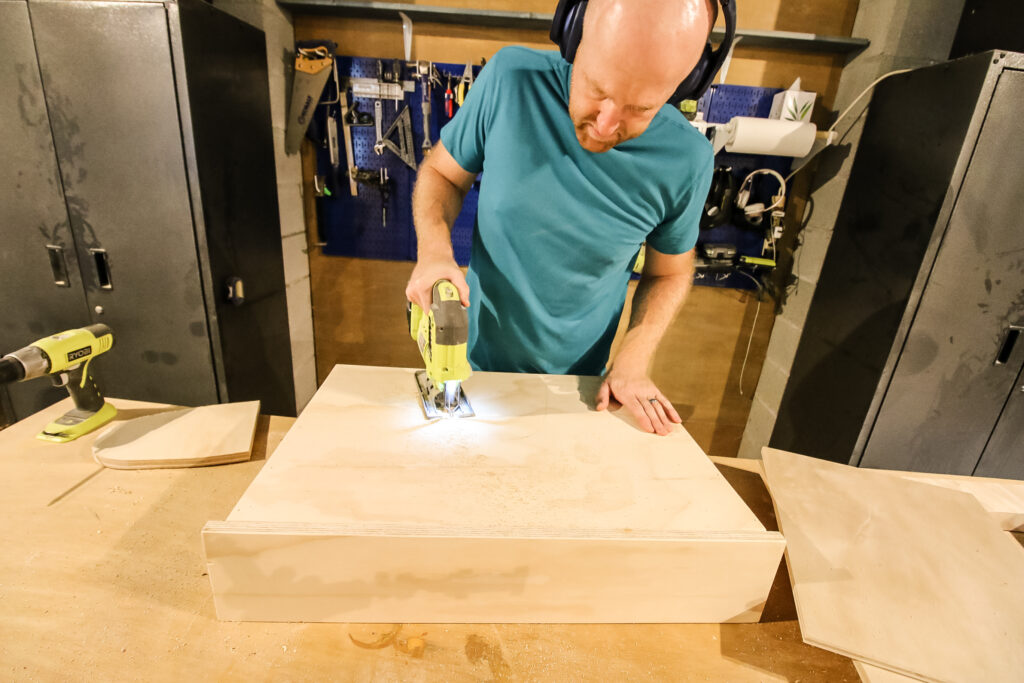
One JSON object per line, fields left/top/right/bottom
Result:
{"left": 583, "top": 0, "right": 713, "bottom": 87}
{"left": 567, "top": 0, "right": 714, "bottom": 152}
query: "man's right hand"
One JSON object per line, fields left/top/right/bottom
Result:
{"left": 405, "top": 255, "right": 471, "bottom": 310}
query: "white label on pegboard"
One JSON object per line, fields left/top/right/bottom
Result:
{"left": 349, "top": 78, "right": 405, "bottom": 100}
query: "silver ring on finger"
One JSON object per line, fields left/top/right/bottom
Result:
{"left": 648, "top": 398, "right": 659, "bottom": 404}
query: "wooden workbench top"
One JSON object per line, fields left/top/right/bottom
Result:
{"left": 0, "top": 398, "right": 855, "bottom": 680}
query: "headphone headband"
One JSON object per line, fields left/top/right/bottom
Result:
{"left": 550, "top": 0, "right": 736, "bottom": 104}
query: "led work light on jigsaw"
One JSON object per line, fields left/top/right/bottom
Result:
{"left": 407, "top": 280, "right": 474, "bottom": 419}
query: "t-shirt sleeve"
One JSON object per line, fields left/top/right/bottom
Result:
{"left": 438, "top": 49, "right": 506, "bottom": 174}
{"left": 645, "top": 137, "right": 714, "bottom": 255}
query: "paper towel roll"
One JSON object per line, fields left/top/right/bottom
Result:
{"left": 724, "top": 117, "right": 817, "bottom": 157}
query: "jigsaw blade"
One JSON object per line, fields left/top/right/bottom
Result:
{"left": 415, "top": 371, "right": 474, "bottom": 419}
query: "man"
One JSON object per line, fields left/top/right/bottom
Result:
{"left": 405, "top": 0, "right": 715, "bottom": 435}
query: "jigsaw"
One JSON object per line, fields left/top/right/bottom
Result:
{"left": 407, "top": 280, "right": 474, "bottom": 419}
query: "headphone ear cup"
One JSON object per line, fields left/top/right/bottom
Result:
{"left": 559, "top": 1, "right": 588, "bottom": 63}
{"left": 670, "top": 42, "right": 714, "bottom": 105}
{"left": 701, "top": 167, "right": 737, "bottom": 230}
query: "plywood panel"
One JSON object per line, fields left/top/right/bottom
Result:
{"left": 887, "top": 469, "right": 1024, "bottom": 532}
{"left": 709, "top": 455, "right": 1024, "bottom": 533}
{"left": 229, "top": 366, "right": 766, "bottom": 532}
{"left": 204, "top": 522, "right": 785, "bottom": 623}
{"left": 762, "top": 447, "right": 1024, "bottom": 683}
{"left": 204, "top": 365, "right": 785, "bottom": 623}
{"left": 92, "top": 401, "right": 260, "bottom": 470}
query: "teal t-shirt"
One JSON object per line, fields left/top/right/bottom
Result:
{"left": 440, "top": 46, "right": 713, "bottom": 375}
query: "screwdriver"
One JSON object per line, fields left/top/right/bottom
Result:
{"left": 444, "top": 75, "right": 454, "bottom": 118}
{"left": 380, "top": 168, "right": 390, "bottom": 227}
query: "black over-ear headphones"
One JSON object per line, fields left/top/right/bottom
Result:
{"left": 550, "top": 0, "right": 737, "bottom": 105}
{"left": 700, "top": 166, "right": 737, "bottom": 230}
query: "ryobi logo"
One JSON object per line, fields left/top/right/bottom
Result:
{"left": 67, "top": 346, "right": 91, "bottom": 362}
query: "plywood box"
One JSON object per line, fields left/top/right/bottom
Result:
{"left": 203, "top": 365, "right": 784, "bottom": 623}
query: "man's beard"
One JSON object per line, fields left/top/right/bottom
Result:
{"left": 572, "top": 116, "right": 630, "bottom": 153}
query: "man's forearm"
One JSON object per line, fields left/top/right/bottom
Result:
{"left": 411, "top": 163, "right": 467, "bottom": 259}
{"left": 614, "top": 268, "right": 693, "bottom": 371}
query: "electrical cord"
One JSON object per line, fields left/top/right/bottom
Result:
{"left": 784, "top": 68, "right": 913, "bottom": 183}
{"left": 730, "top": 71, "right": 917, "bottom": 397}
{"left": 827, "top": 68, "right": 913, "bottom": 134}
{"left": 732, "top": 270, "right": 765, "bottom": 396}
{"left": 767, "top": 69, "right": 916, "bottom": 312}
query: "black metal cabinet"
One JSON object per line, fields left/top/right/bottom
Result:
{"left": 771, "top": 51, "right": 1024, "bottom": 479}
{"left": 0, "top": 0, "right": 92, "bottom": 420}
{"left": 0, "top": 0, "right": 295, "bottom": 418}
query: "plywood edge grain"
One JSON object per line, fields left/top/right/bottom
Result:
{"left": 202, "top": 521, "right": 785, "bottom": 624}
{"left": 708, "top": 455, "right": 766, "bottom": 476}
{"left": 203, "top": 520, "right": 784, "bottom": 542}
{"left": 853, "top": 660, "right": 926, "bottom": 683}
{"left": 97, "top": 451, "right": 254, "bottom": 470}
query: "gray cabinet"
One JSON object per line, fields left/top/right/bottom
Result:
{"left": 0, "top": 0, "right": 296, "bottom": 418}
{"left": 771, "top": 51, "right": 1024, "bottom": 478}
{"left": 0, "top": 0, "right": 92, "bottom": 420}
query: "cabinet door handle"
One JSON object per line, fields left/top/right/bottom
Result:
{"left": 994, "top": 325, "right": 1023, "bottom": 366}
{"left": 88, "top": 248, "right": 113, "bottom": 290}
{"left": 46, "top": 244, "right": 70, "bottom": 288}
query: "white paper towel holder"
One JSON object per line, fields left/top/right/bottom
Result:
{"left": 707, "top": 116, "right": 835, "bottom": 159}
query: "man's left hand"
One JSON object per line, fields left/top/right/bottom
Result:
{"left": 596, "top": 363, "right": 681, "bottom": 436}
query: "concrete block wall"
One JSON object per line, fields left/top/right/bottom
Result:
{"left": 737, "top": 0, "right": 968, "bottom": 458}
{"left": 212, "top": 0, "right": 318, "bottom": 412}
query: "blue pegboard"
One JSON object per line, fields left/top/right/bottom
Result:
{"left": 690, "top": 84, "right": 790, "bottom": 290}
{"left": 315, "top": 58, "right": 480, "bottom": 265}
{"left": 704, "top": 83, "right": 780, "bottom": 123}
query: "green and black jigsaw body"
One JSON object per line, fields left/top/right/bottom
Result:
{"left": 407, "top": 280, "right": 474, "bottom": 419}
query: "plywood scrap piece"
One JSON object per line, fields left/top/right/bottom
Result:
{"left": 761, "top": 447, "right": 1024, "bottom": 683}
{"left": 203, "top": 365, "right": 785, "bottom": 623}
{"left": 887, "top": 470, "right": 1024, "bottom": 532}
{"left": 93, "top": 401, "right": 260, "bottom": 470}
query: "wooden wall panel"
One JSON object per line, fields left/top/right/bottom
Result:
{"left": 296, "top": 0, "right": 856, "bottom": 456}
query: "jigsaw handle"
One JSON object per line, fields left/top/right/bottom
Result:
{"left": 430, "top": 280, "right": 468, "bottom": 346}
{"left": 408, "top": 300, "right": 423, "bottom": 342}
